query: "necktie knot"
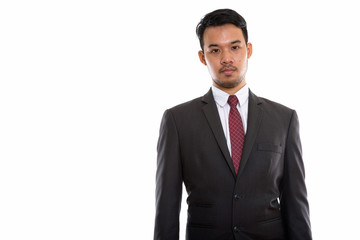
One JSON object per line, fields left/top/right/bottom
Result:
{"left": 228, "top": 95, "right": 239, "bottom": 108}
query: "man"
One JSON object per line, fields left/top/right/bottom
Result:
{"left": 154, "top": 9, "right": 312, "bottom": 240}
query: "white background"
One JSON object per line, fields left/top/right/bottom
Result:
{"left": 1, "top": 0, "right": 359, "bottom": 239}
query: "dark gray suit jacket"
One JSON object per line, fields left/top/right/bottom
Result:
{"left": 154, "top": 89, "right": 312, "bottom": 240}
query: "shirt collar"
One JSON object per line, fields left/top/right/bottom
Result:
{"left": 211, "top": 84, "right": 249, "bottom": 107}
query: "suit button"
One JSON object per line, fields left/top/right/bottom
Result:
{"left": 233, "top": 226, "right": 242, "bottom": 233}
{"left": 234, "top": 194, "right": 244, "bottom": 200}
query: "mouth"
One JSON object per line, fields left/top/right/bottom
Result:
{"left": 222, "top": 69, "right": 235, "bottom": 75}
{"left": 220, "top": 66, "right": 237, "bottom": 75}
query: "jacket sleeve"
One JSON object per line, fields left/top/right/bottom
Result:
{"left": 154, "top": 109, "right": 183, "bottom": 240}
{"left": 281, "top": 110, "right": 312, "bottom": 240}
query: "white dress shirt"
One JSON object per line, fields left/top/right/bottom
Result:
{"left": 211, "top": 84, "right": 249, "bottom": 156}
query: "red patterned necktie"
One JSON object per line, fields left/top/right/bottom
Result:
{"left": 228, "top": 95, "right": 245, "bottom": 174}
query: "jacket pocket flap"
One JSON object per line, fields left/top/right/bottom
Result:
{"left": 257, "top": 143, "right": 282, "bottom": 153}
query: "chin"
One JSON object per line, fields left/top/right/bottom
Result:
{"left": 217, "top": 79, "right": 243, "bottom": 89}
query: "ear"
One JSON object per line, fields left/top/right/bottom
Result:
{"left": 246, "top": 42, "right": 253, "bottom": 59}
{"left": 198, "top": 50, "right": 207, "bottom": 65}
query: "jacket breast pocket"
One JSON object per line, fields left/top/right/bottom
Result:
{"left": 257, "top": 143, "right": 282, "bottom": 154}
{"left": 256, "top": 143, "right": 284, "bottom": 177}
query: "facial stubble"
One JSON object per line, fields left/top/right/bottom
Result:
{"left": 214, "top": 63, "right": 248, "bottom": 89}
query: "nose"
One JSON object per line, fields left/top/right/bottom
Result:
{"left": 221, "top": 50, "right": 234, "bottom": 65}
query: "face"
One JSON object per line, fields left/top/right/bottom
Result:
{"left": 198, "top": 24, "right": 252, "bottom": 93}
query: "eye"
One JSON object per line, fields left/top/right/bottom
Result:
{"left": 210, "top": 49, "right": 220, "bottom": 53}
{"left": 232, "top": 46, "right": 240, "bottom": 50}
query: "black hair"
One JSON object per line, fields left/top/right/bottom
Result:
{"left": 196, "top": 9, "right": 248, "bottom": 51}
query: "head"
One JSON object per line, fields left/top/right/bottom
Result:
{"left": 196, "top": 9, "right": 248, "bottom": 52}
{"left": 196, "top": 9, "right": 252, "bottom": 94}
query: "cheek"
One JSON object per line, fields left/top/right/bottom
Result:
{"left": 205, "top": 56, "right": 217, "bottom": 68}
{"left": 236, "top": 57, "right": 248, "bottom": 69}
{"left": 207, "top": 61, "right": 214, "bottom": 69}
{"left": 206, "top": 63, "right": 219, "bottom": 77}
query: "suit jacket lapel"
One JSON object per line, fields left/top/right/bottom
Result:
{"left": 201, "top": 89, "right": 237, "bottom": 178}
{"left": 237, "top": 90, "right": 263, "bottom": 177}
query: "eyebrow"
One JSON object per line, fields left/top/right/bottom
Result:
{"left": 207, "top": 40, "right": 242, "bottom": 48}
{"left": 231, "top": 40, "right": 241, "bottom": 44}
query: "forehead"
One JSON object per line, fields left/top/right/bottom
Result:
{"left": 203, "top": 23, "right": 245, "bottom": 47}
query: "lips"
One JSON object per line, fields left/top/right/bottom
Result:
{"left": 223, "top": 69, "right": 235, "bottom": 75}
{"left": 219, "top": 65, "right": 237, "bottom": 75}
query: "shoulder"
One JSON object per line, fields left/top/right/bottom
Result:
{"left": 158, "top": 95, "right": 206, "bottom": 133}
{"left": 169, "top": 96, "right": 204, "bottom": 112}
{"left": 162, "top": 96, "right": 205, "bottom": 125}
{"left": 166, "top": 89, "right": 213, "bottom": 116}
{"left": 251, "top": 90, "right": 296, "bottom": 120}
{"left": 259, "top": 96, "right": 293, "bottom": 112}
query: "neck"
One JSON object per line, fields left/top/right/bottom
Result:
{"left": 213, "top": 80, "right": 247, "bottom": 95}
